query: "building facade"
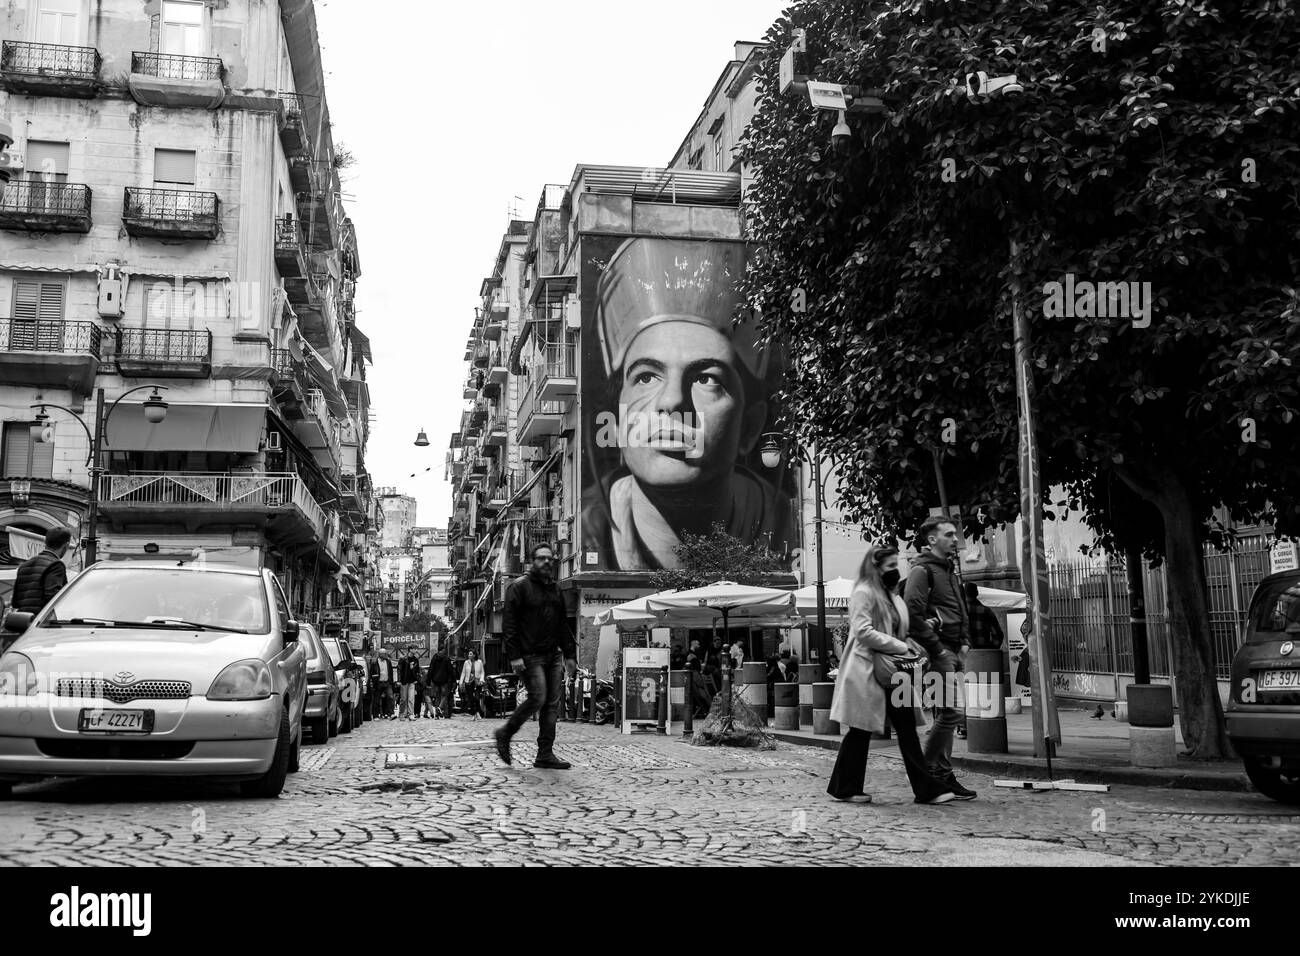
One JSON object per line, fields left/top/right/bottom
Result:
{"left": 0, "top": 0, "right": 375, "bottom": 640}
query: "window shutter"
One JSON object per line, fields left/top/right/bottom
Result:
{"left": 12, "top": 279, "right": 65, "bottom": 322}
{"left": 25, "top": 141, "right": 70, "bottom": 178}
{"left": 2, "top": 423, "right": 54, "bottom": 479}
{"left": 154, "top": 149, "right": 196, "bottom": 185}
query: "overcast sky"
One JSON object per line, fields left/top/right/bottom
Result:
{"left": 314, "top": 0, "right": 792, "bottom": 527}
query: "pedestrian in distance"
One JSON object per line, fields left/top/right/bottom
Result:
{"left": 375, "top": 649, "right": 398, "bottom": 719}
{"left": 459, "top": 649, "right": 485, "bottom": 720}
{"left": 428, "top": 647, "right": 455, "bottom": 718}
{"left": 904, "top": 517, "right": 977, "bottom": 799}
{"left": 828, "top": 545, "right": 955, "bottom": 806}
{"left": 494, "top": 545, "right": 578, "bottom": 769}
{"left": 398, "top": 650, "right": 421, "bottom": 720}
{"left": 11, "top": 526, "right": 72, "bottom": 615}
{"left": 729, "top": 639, "right": 744, "bottom": 675}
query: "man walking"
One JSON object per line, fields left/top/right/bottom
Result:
{"left": 427, "top": 647, "right": 455, "bottom": 718}
{"left": 494, "top": 545, "right": 577, "bottom": 769}
{"left": 904, "top": 516, "right": 977, "bottom": 800}
{"left": 399, "top": 650, "right": 421, "bottom": 720}
{"left": 12, "top": 526, "right": 72, "bottom": 614}
{"left": 375, "top": 649, "right": 398, "bottom": 719}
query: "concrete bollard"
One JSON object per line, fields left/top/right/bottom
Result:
{"left": 774, "top": 682, "right": 800, "bottom": 730}
{"left": 741, "top": 661, "right": 767, "bottom": 724}
{"left": 1127, "top": 684, "right": 1175, "bottom": 768}
{"left": 964, "top": 649, "right": 1008, "bottom": 754}
{"left": 813, "top": 708, "right": 838, "bottom": 736}
{"left": 812, "top": 681, "right": 835, "bottom": 710}
{"left": 798, "top": 663, "right": 819, "bottom": 727}
{"left": 669, "top": 670, "right": 687, "bottom": 723}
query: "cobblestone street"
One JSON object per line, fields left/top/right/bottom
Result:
{"left": 1, "top": 717, "right": 1296, "bottom": 866}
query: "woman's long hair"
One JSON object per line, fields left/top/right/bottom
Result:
{"left": 854, "top": 545, "right": 900, "bottom": 635}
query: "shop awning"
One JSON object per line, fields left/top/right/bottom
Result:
{"left": 105, "top": 402, "right": 267, "bottom": 453}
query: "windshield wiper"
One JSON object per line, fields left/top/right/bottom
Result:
{"left": 48, "top": 617, "right": 119, "bottom": 627}
{"left": 139, "top": 619, "right": 249, "bottom": 633}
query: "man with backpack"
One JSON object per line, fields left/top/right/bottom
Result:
{"left": 904, "top": 516, "right": 977, "bottom": 800}
{"left": 12, "top": 526, "right": 71, "bottom": 614}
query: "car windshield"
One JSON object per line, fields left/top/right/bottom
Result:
{"left": 1248, "top": 577, "right": 1300, "bottom": 641}
{"left": 322, "top": 639, "right": 345, "bottom": 666}
{"left": 42, "top": 568, "right": 270, "bottom": 634}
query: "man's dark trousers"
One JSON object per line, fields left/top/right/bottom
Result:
{"left": 501, "top": 649, "right": 564, "bottom": 759}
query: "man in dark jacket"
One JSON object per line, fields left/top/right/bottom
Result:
{"left": 12, "top": 526, "right": 72, "bottom": 614}
{"left": 494, "top": 544, "right": 577, "bottom": 769}
{"left": 398, "top": 650, "right": 422, "bottom": 720}
{"left": 427, "top": 649, "right": 455, "bottom": 718}
{"left": 904, "top": 516, "right": 977, "bottom": 800}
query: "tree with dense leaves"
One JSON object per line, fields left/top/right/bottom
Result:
{"left": 649, "top": 522, "right": 789, "bottom": 592}
{"left": 738, "top": 0, "right": 1300, "bottom": 757}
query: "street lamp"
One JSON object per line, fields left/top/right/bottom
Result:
{"left": 31, "top": 385, "right": 171, "bottom": 566}
{"left": 413, "top": 428, "right": 430, "bottom": 447}
{"left": 759, "top": 431, "right": 828, "bottom": 674}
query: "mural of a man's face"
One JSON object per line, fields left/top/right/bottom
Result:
{"left": 619, "top": 323, "right": 764, "bottom": 490}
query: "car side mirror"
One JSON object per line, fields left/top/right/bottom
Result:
{"left": 283, "top": 620, "right": 300, "bottom": 641}
{"left": 3, "top": 611, "right": 33, "bottom": 634}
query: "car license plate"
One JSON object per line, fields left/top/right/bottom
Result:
{"left": 1258, "top": 669, "right": 1300, "bottom": 690}
{"left": 78, "top": 708, "right": 152, "bottom": 733}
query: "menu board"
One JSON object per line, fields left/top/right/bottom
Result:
{"left": 622, "top": 647, "right": 669, "bottom": 734}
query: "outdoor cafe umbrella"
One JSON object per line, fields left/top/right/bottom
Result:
{"left": 587, "top": 589, "right": 676, "bottom": 628}
{"left": 793, "top": 577, "right": 856, "bottom": 618}
{"left": 645, "top": 581, "right": 798, "bottom": 632}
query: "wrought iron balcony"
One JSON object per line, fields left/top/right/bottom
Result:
{"left": 1, "top": 41, "right": 101, "bottom": 97}
{"left": 274, "top": 215, "right": 306, "bottom": 277}
{"left": 518, "top": 382, "right": 566, "bottom": 444}
{"left": 115, "top": 328, "right": 212, "bottom": 379}
{"left": 122, "top": 187, "right": 219, "bottom": 239}
{"left": 131, "top": 51, "right": 223, "bottom": 82}
{"left": 277, "top": 92, "right": 312, "bottom": 157}
{"left": 534, "top": 342, "right": 578, "bottom": 401}
{"left": 0, "top": 180, "right": 92, "bottom": 233}
{"left": 270, "top": 348, "right": 297, "bottom": 385}
{"left": 0, "top": 319, "right": 102, "bottom": 394}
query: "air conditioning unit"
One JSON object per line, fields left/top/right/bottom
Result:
{"left": 97, "top": 265, "right": 124, "bottom": 318}
{"left": 556, "top": 523, "right": 570, "bottom": 542}
{"left": 266, "top": 431, "right": 283, "bottom": 451}
{"left": 564, "top": 297, "right": 582, "bottom": 329}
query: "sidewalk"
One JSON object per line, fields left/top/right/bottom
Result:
{"left": 773, "top": 706, "right": 1250, "bottom": 792}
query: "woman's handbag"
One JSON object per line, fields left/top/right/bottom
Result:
{"left": 872, "top": 641, "right": 928, "bottom": 691}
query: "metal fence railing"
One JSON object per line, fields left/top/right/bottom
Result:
{"left": 99, "top": 472, "right": 326, "bottom": 539}
{"left": 0, "top": 180, "right": 92, "bottom": 217}
{"left": 0, "top": 318, "right": 101, "bottom": 356}
{"left": 123, "top": 186, "right": 218, "bottom": 224}
{"left": 116, "top": 328, "right": 211, "bottom": 364}
{"left": 1046, "top": 534, "right": 1275, "bottom": 688}
{"left": 131, "top": 51, "right": 223, "bottom": 82}
{"left": 2, "top": 40, "right": 99, "bottom": 77}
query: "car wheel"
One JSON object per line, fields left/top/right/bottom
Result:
{"left": 311, "top": 716, "right": 329, "bottom": 744}
{"left": 240, "top": 705, "right": 290, "bottom": 798}
{"left": 1245, "top": 761, "right": 1300, "bottom": 805}
{"left": 288, "top": 728, "right": 301, "bottom": 774}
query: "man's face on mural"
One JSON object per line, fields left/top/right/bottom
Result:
{"left": 618, "top": 323, "right": 762, "bottom": 490}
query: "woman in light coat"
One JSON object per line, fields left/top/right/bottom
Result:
{"left": 828, "top": 545, "right": 955, "bottom": 805}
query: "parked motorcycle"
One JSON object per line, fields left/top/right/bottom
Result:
{"left": 478, "top": 672, "right": 527, "bottom": 719}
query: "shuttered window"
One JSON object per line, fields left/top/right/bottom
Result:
{"left": 11, "top": 278, "right": 66, "bottom": 351}
{"left": 35, "top": 0, "right": 82, "bottom": 46}
{"left": 162, "top": 1, "right": 205, "bottom": 57}
{"left": 153, "top": 149, "right": 196, "bottom": 186}
{"left": 25, "top": 141, "right": 69, "bottom": 183}
{"left": 2, "top": 423, "right": 55, "bottom": 480}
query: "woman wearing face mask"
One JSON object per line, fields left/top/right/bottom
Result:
{"left": 827, "top": 545, "right": 955, "bottom": 805}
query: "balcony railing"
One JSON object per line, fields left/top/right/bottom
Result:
{"left": 98, "top": 472, "right": 326, "bottom": 541}
{"left": 115, "top": 328, "right": 212, "bottom": 377}
{"left": 278, "top": 91, "right": 306, "bottom": 119}
{"left": 271, "top": 348, "right": 295, "bottom": 382}
{"left": 131, "top": 51, "right": 224, "bottom": 82}
{"left": 122, "top": 187, "right": 219, "bottom": 238}
{"left": 0, "top": 180, "right": 92, "bottom": 232}
{"left": 0, "top": 318, "right": 101, "bottom": 356}
{"left": 3, "top": 40, "right": 99, "bottom": 78}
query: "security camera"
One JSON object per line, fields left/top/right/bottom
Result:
{"left": 831, "top": 111, "right": 853, "bottom": 154}
{"left": 966, "top": 71, "right": 1024, "bottom": 100}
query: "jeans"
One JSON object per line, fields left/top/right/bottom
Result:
{"left": 922, "top": 651, "right": 963, "bottom": 777}
{"left": 400, "top": 682, "right": 417, "bottom": 718}
{"left": 501, "top": 649, "right": 564, "bottom": 758}
{"left": 463, "top": 681, "right": 480, "bottom": 716}
{"left": 828, "top": 699, "right": 947, "bottom": 801}
{"left": 431, "top": 682, "right": 451, "bottom": 717}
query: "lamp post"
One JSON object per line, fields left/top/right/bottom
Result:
{"left": 31, "top": 385, "right": 170, "bottom": 567}
{"left": 760, "top": 432, "right": 827, "bottom": 673}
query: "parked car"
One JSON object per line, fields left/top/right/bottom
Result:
{"left": 1226, "top": 570, "right": 1300, "bottom": 805}
{"left": 321, "top": 635, "right": 364, "bottom": 732}
{"left": 0, "top": 567, "right": 15, "bottom": 651}
{"left": 300, "top": 624, "right": 341, "bottom": 744}
{"left": 0, "top": 562, "right": 306, "bottom": 798}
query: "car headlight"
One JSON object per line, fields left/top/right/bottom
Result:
{"left": 207, "top": 659, "right": 274, "bottom": 701}
{"left": 0, "top": 653, "right": 37, "bottom": 697}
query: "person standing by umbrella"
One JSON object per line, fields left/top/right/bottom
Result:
{"left": 827, "top": 545, "right": 955, "bottom": 805}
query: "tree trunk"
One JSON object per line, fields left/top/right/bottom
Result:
{"left": 1115, "top": 464, "right": 1233, "bottom": 759}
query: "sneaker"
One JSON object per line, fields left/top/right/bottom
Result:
{"left": 830, "top": 794, "right": 873, "bottom": 804}
{"left": 493, "top": 728, "right": 512, "bottom": 765}
{"left": 943, "top": 774, "right": 977, "bottom": 800}
{"left": 533, "top": 756, "right": 571, "bottom": 770}
{"left": 920, "top": 792, "right": 956, "bottom": 805}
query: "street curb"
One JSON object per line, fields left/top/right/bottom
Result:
{"left": 771, "top": 731, "right": 1252, "bottom": 793}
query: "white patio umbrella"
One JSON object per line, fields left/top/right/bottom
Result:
{"left": 793, "top": 577, "right": 857, "bottom": 618}
{"left": 588, "top": 589, "right": 678, "bottom": 628}
{"left": 645, "top": 581, "right": 798, "bottom": 631}
{"left": 976, "top": 586, "right": 1027, "bottom": 610}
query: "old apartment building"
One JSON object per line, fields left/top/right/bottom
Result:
{"left": 0, "top": 0, "right": 375, "bottom": 638}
